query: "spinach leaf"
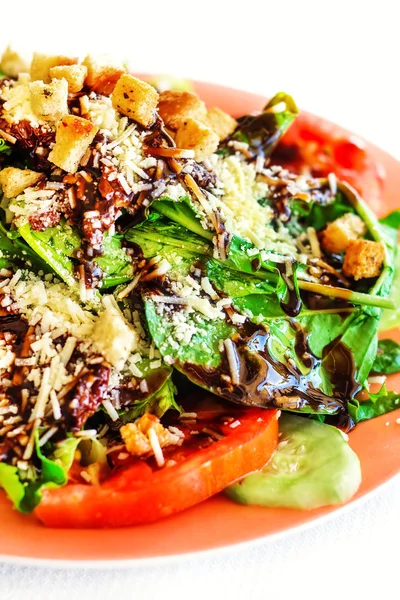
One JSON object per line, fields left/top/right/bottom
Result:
{"left": 379, "top": 210, "right": 400, "bottom": 230}
{"left": 222, "top": 92, "right": 299, "bottom": 158}
{"left": 372, "top": 339, "right": 400, "bottom": 374}
{"left": 96, "top": 233, "right": 135, "bottom": 287}
{"left": 0, "top": 221, "right": 50, "bottom": 273}
{"left": 152, "top": 198, "right": 214, "bottom": 241}
{"left": 18, "top": 221, "right": 78, "bottom": 288}
{"left": 379, "top": 251, "right": 400, "bottom": 331}
{"left": 17, "top": 221, "right": 134, "bottom": 289}
{"left": 291, "top": 191, "right": 354, "bottom": 230}
{"left": 348, "top": 385, "right": 400, "bottom": 423}
{"left": 120, "top": 378, "right": 180, "bottom": 423}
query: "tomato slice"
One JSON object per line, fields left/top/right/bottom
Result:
{"left": 35, "top": 398, "right": 278, "bottom": 528}
{"left": 272, "top": 113, "right": 385, "bottom": 212}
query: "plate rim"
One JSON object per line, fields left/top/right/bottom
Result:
{"left": 1, "top": 473, "right": 399, "bottom": 569}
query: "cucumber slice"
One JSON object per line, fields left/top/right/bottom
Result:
{"left": 226, "top": 414, "right": 361, "bottom": 509}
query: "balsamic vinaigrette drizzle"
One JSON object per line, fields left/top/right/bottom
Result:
{"left": 181, "top": 317, "right": 360, "bottom": 431}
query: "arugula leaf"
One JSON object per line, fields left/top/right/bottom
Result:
{"left": 372, "top": 339, "right": 400, "bottom": 374}
{"left": 348, "top": 385, "right": 400, "bottom": 423}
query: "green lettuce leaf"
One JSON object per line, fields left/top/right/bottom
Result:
{"left": 0, "top": 463, "right": 25, "bottom": 508}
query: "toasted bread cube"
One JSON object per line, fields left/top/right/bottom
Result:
{"left": 175, "top": 118, "right": 219, "bottom": 161}
{"left": 158, "top": 90, "right": 207, "bottom": 130}
{"left": 83, "top": 55, "right": 125, "bottom": 96}
{"left": 29, "top": 78, "right": 69, "bottom": 121}
{"left": 205, "top": 107, "right": 237, "bottom": 140}
{"left": 0, "top": 46, "right": 29, "bottom": 78}
{"left": 121, "top": 414, "right": 180, "bottom": 457}
{"left": 343, "top": 239, "right": 385, "bottom": 280}
{"left": 30, "top": 53, "right": 78, "bottom": 83}
{"left": 48, "top": 115, "right": 98, "bottom": 174}
{"left": 49, "top": 64, "right": 88, "bottom": 93}
{"left": 111, "top": 74, "right": 158, "bottom": 127}
{"left": 321, "top": 213, "right": 367, "bottom": 254}
{"left": 0, "top": 167, "right": 43, "bottom": 198}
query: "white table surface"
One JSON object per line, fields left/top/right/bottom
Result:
{"left": 1, "top": 1, "right": 399, "bottom": 598}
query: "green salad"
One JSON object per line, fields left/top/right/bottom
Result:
{"left": 0, "top": 47, "right": 398, "bottom": 528}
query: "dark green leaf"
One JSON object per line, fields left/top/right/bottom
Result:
{"left": 348, "top": 385, "right": 400, "bottom": 423}
{"left": 222, "top": 92, "right": 299, "bottom": 158}
{"left": 380, "top": 210, "right": 400, "bottom": 230}
{"left": 372, "top": 339, "right": 400, "bottom": 374}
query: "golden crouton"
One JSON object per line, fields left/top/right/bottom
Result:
{"left": 342, "top": 239, "right": 385, "bottom": 280}
{"left": 49, "top": 64, "right": 88, "bottom": 93}
{"left": 48, "top": 115, "right": 98, "bottom": 174}
{"left": 30, "top": 53, "right": 78, "bottom": 83}
{"left": 120, "top": 413, "right": 181, "bottom": 457}
{"left": 158, "top": 90, "right": 207, "bottom": 130}
{"left": 0, "top": 46, "right": 29, "bottom": 78}
{"left": 0, "top": 167, "right": 43, "bottom": 198}
{"left": 321, "top": 213, "right": 367, "bottom": 254}
{"left": 175, "top": 118, "right": 219, "bottom": 161}
{"left": 205, "top": 107, "right": 237, "bottom": 140}
{"left": 29, "top": 78, "right": 69, "bottom": 121}
{"left": 82, "top": 55, "right": 125, "bottom": 96}
{"left": 111, "top": 74, "right": 158, "bottom": 127}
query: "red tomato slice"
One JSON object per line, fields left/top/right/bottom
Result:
{"left": 35, "top": 399, "right": 278, "bottom": 528}
{"left": 272, "top": 113, "right": 385, "bottom": 213}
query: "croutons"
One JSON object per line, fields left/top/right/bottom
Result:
{"left": 111, "top": 74, "right": 159, "bottom": 127}
{"left": 82, "top": 55, "right": 125, "bottom": 96}
{"left": 48, "top": 115, "right": 98, "bottom": 174}
{"left": 120, "top": 414, "right": 180, "bottom": 458}
{"left": 342, "top": 239, "right": 385, "bottom": 280}
{"left": 29, "top": 78, "right": 69, "bottom": 121}
{"left": 0, "top": 167, "right": 43, "bottom": 198}
{"left": 30, "top": 53, "right": 78, "bottom": 83}
{"left": 49, "top": 64, "right": 88, "bottom": 93}
{"left": 0, "top": 46, "right": 29, "bottom": 78}
{"left": 158, "top": 90, "right": 207, "bottom": 130}
{"left": 205, "top": 107, "right": 237, "bottom": 140}
{"left": 321, "top": 213, "right": 367, "bottom": 254}
{"left": 175, "top": 118, "right": 219, "bottom": 161}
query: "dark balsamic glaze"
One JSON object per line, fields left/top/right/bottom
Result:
{"left": 182, "top": 318, "right": 360, "bottom": 428}
{"left": 276, "top": 263, "right": 302, "bottom": 317}
{"left": 0, "top": 314, "right": 29, "bottom": 336}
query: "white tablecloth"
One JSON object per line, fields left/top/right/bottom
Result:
{"left": 1, "top": 1, "right": 399, "bottom": 598}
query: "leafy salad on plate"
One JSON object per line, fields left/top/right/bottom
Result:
{"left": 0, "top": 47, "right": 398, "bottom": 527}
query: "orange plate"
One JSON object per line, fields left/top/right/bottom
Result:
{"left": 0, "top": 81, "right": 399, "bottom": 566}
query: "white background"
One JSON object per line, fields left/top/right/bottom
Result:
{"left": 0, "top": 0, "right": 399, "bottom": 598}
